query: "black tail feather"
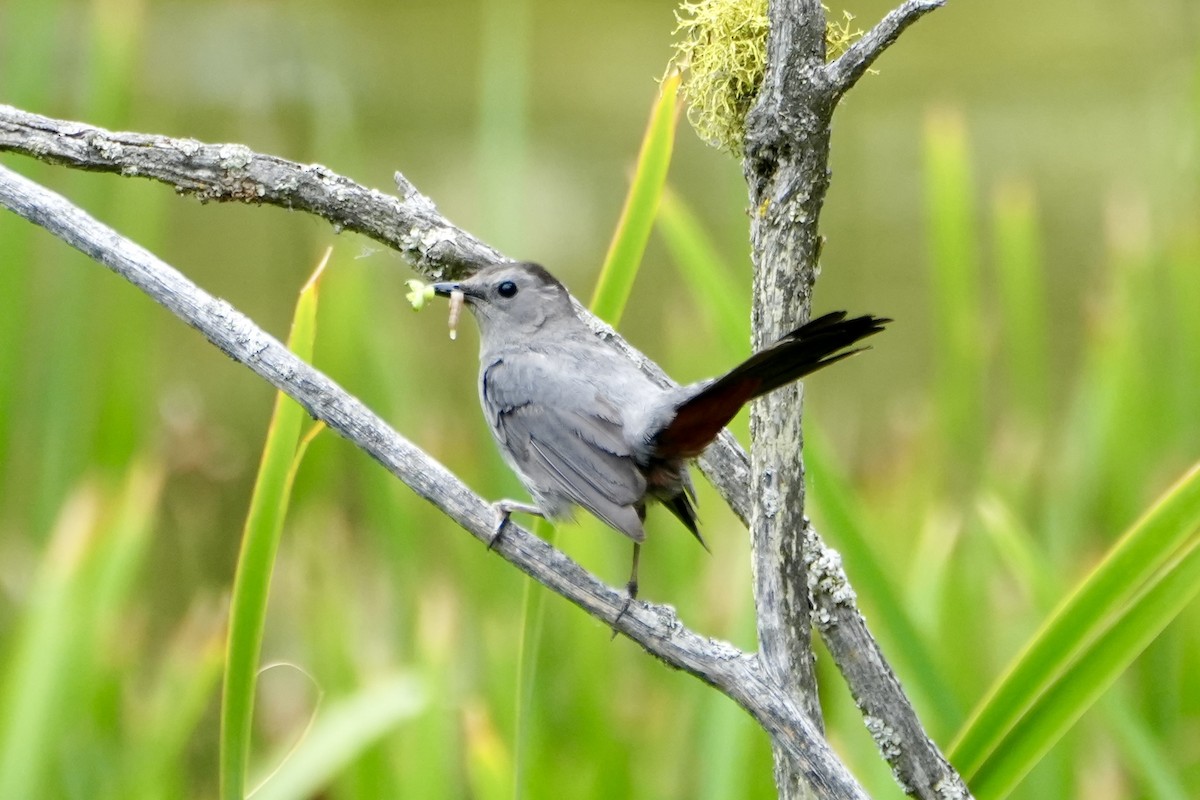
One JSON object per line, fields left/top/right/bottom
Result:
{"left": 663, "top": 490, "right": 708, "bottom": 552}
{"left": 726, "top": 312, "right": 889, "bottom": 399}
{"left": 652, "top": 312, "right": 888, "bottom": 459}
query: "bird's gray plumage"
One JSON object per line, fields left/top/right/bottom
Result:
{"left": 482, "top": 350, "right": 649, "bottom": 540}
{"left": 431, "top": 261, "right": 886, "bottom": 606}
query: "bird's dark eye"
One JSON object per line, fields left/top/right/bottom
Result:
{"left": 497, "top": 280, "right": 518, "bottom": 298}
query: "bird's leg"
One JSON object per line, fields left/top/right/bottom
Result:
{"left": 489, "top": 499, "right": 545, "bottom": 550}
{"left": 612, "top": 542, "right": 642, "bottom": 633}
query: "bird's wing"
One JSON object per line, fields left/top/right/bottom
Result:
{"left": 483, "top": 354, "right": 647, "bottom": 541}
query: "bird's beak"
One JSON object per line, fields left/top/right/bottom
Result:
{"left": 432, "top": 281, "right": 483, "bottom": 303}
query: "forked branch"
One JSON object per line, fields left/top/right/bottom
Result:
{"left": 826, "top": 0, "right": 946, "bottom": 100}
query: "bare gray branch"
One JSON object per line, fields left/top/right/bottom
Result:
{"left": 0, "top": 104, "right": 501, "bottom": 277}
{"left": 740, "top": 0, "right": 964, "bottom": 797}
{"left": 744, "top": 6, "right": 836, "bottom": 796}
{"left": 805, "top": 524, "right": 970, "bottom": 798}
{"left": 826, "top": 0, "right": 946, "bottom": 100}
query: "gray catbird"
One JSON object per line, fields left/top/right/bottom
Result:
{"left": 432, "top": 262, "right": 887, "bottom": 610}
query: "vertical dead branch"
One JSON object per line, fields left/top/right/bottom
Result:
{"left": 739, "top": 0, "right": 950, "bottom": 796}
{"left": 742, "top": 1, "right": 834, "bottom": 795}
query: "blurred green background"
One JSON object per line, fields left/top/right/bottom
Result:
{"left": 2, "top": 0, "right": 1199, "bottom": 798}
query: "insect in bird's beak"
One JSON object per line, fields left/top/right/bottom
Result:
{"left": 415, "top": 279, "right": 467, "bottom": 340}
{"left": 446, "top": 289, "right": 464, "bottom": 340}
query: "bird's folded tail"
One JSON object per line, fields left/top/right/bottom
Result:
{"left": 651, "top": 312, "right": 889, "bottom": 460}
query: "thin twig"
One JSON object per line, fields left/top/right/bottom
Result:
{"left": 825, "top": 0, "right": 947, "bottom": 100}
{"left": 0, "top": 163, "right": 869, "bottom": 800}
{"left": 0, "top": 105, "right": 501, "bottom": 276}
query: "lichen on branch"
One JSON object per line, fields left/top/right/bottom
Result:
{"left": 671, "top": 0, "right": 864, "bottom": 153}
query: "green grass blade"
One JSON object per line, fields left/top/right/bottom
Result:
{"left": 1101, "top": 689, "right": 1191, "bottom": 800}
{"left": 513, "top": 516, "right": 553, "bottom": 800}
{"left": 87, "top": 464, "right": 163, "bottom": 632}
{"left": 991, "top": 180, "right": 1049, "bottom": 423}
{"left": 588, "top": 70, "right": 681, "bottom": 326}
{"left": 250, "top": 675, "right": 425, "bottom": 800}
{"left": 0, "top": 466, "right": 165, "bottom": 800}
{"left": 1165, "top": 230, "right": 1200, "bottom": 434}
{"left": 923, "top": 108, "right": 985, "bottom": 474}
{"left": 220, "top": 252, "right": 328, "bottom": 800}
{"left": 513, "top": 79, "right": 681, "bottom": 797}
{"left": 477, "top": 0, "right": 530, "bottom": 254}
{"left": 0, "top": 487, "right": 100, "bottom": 799}
{"left": 952, "top": 460, "right": 1200, "bottom": 781}
{"left": 656, "top": 186, "right": 749, "bottom": 349}
{"left": 976, "top": 495, "right": 1058, "bottom": 609}
{"left": 969, "top": 533, "right": 1200, "bottom": 798}
{"left": 977, "top": 495, "right": 1190, "bottom": 799}
{"left": 466, "top": 699, "right": 514, "bottom": 800}
{"left": 693, "top": 599, "right": 763, "bottom": 800}
{"left": 129, "top": 598, "right": 227, "bottom": 799}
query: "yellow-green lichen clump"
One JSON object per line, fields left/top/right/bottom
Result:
{"left": 672, "top": 1, "right": 864, "bottom": 154}
{"left": 672, "top": 0, "right": 770, "bottom": 154}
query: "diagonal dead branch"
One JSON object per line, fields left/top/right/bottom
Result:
{"left": 0, "top": 104, "right": 501, "bottom": 276}
{"left": 825, "top": 0, "right": 946, "bottom": 100}
{"left": 805, "top": 524, "right": 970, "bottom": 797}
{"left": 0, "top": 162, "right": 869, "bottom": 800}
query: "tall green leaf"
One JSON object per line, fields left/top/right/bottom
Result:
{"left": 0, "top": 487, "right": 100, "bottom": 799}
{"left": 953, "top": 461, "right": 1200, "bottom": 793}
{"left": 656, "top": 186, "right": 748, "bottom": 351}
{"left": 514, "top": 73, "right": 682, "bottom": 799}
{"left": 923, "top": 108, "right": 985, "bottom": 475}
{"left": 970, "top": 534, "right": 1200, "bottom": 798}
{"left": 588, "top": 71, "right": 682, "bottom": 326}
{"left": 220, "top": 251, "right": 328, "bottom": 800}
{"left": 992, "top": 180, "right": 1049, "bottom": 423}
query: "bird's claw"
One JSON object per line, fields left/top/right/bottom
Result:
{"left": 488, "top": 504, "right": 511, "bottom": 550}
{"left": 487, "top": 499, "right": 543, "bottom": 550}
{"left": 610, "top": 579, "right": 639, "bottom": 640}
